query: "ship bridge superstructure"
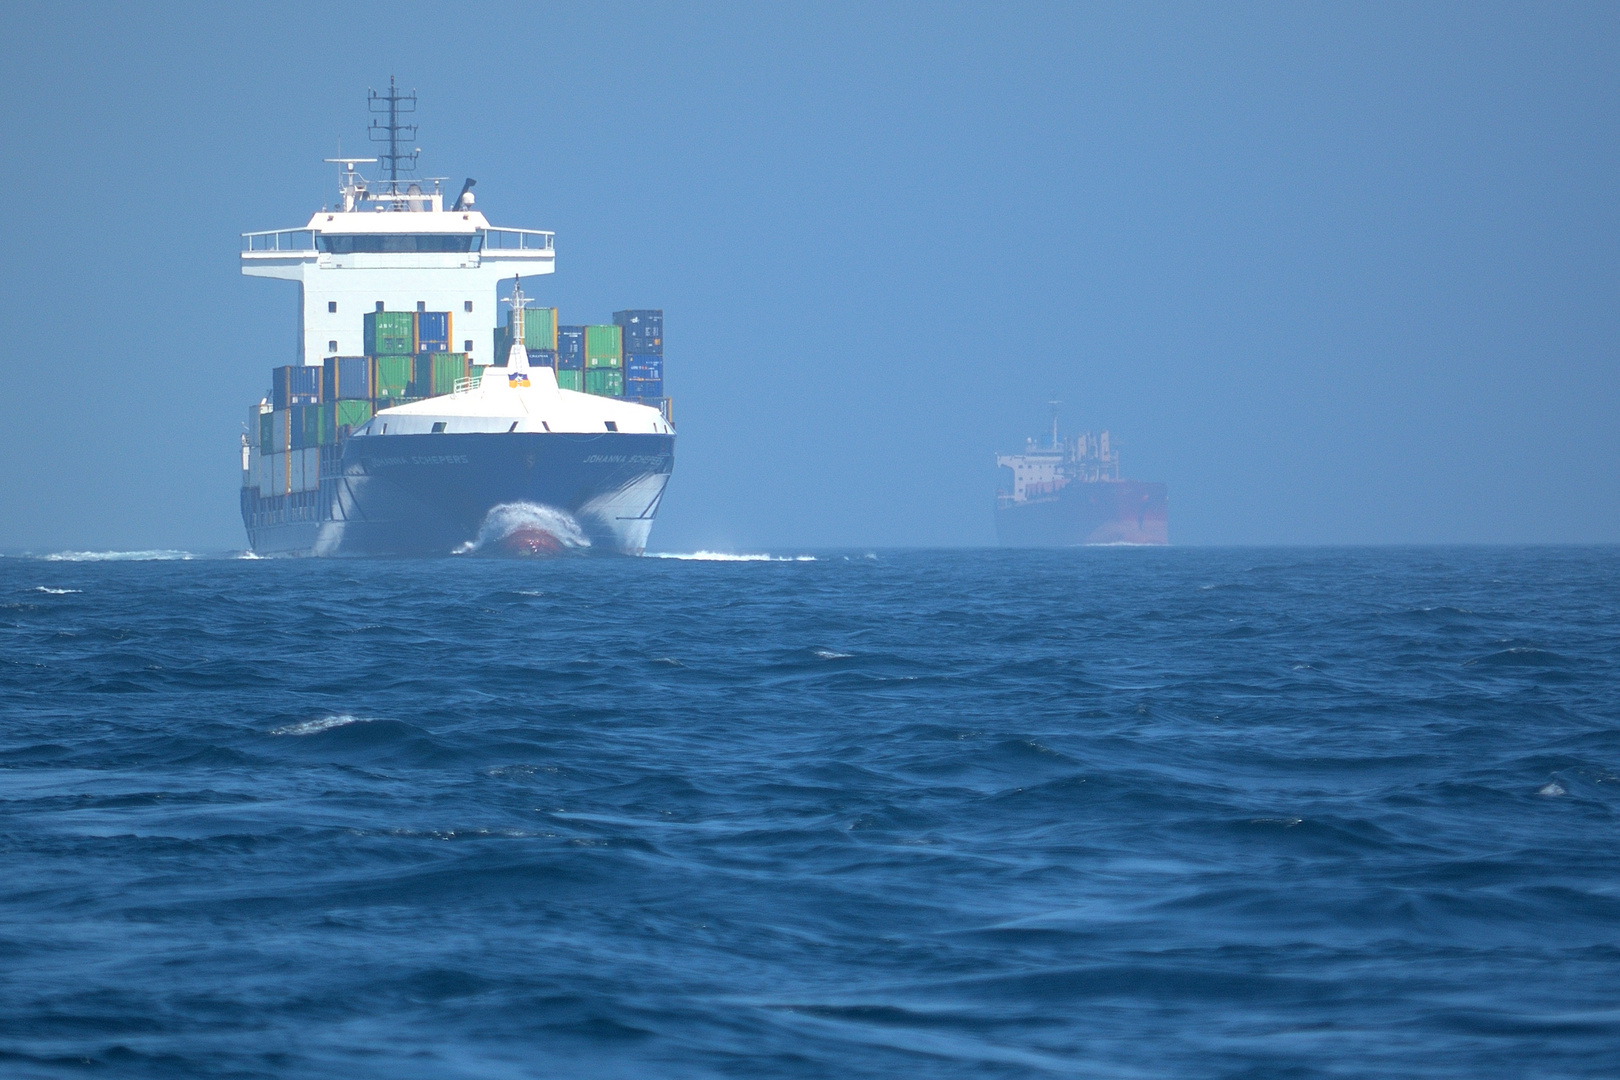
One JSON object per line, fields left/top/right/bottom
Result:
{"left": 241, "top": 81, "right": 553, "bottom": 367}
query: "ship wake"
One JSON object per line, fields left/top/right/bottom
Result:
{"left": 455, "top": 502, "right": 592, "bottom": 557}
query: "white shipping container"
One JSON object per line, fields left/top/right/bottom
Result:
{"left": 260, "top": 452, "right": 289, "bottom": 496}
{"left": 301, "top": 447, "right": 321, "bottom": 491}
{"left": 271, "top": 410, "right": 291, "bottom": 453}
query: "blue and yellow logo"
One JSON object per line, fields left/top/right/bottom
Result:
{"left": 508, "top": 371, "right": 531, "bottom": 388}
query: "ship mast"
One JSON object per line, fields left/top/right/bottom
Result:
{"left": 369, "top": 76, "right": 419, "bottom": 208}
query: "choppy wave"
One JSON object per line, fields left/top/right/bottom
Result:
{"left": 2, "top": 547, "right": 1618, "bottom": 1078}
{"left": 32, "top": 586, "right": 81, "bottom": 594}
{"left": 271, "top": 714, "right": 370, "bottom": 736}
{"left": 454, "top": 502, "right": 591, "bottom": 555}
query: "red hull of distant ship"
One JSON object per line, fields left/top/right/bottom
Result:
{"left": 995, "top": 481, "right": 1168, "bottom": 546}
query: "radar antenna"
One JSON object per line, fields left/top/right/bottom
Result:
{"left": 368, "top": 76, "right": 419, "bottom": 201}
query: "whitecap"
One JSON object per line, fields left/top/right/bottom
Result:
{"left": 39, "top": 550, "right": 197, "bottom": 562}
{"left": 813, "top": 649, "right": 853, "bottom": 660}
{"left": 32, "top": 586, "right": 81, "bottom": 594}
{"left": 649, "top": 551, "right": 815, "bottom": 562}
{"left": 1538, "top": 782, "right": 1566, "bottom": 797}
{"left": 272, "top": 714, "right": 369, "bottom": 736}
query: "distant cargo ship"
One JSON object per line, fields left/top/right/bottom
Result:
{"left": 995, "top": 412, "right": 1168, "bottom": 546}
{"left": 238, "top": 83, "right": 672, "bottom": 556}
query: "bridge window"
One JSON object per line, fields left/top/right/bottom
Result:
{"left": 316, "top": 234, "right": 479, "bottom": 254}
{"left": 464, "top": 301, "right": 473, "bottom": 312}
{"left": 604, "top": 421, "right": 617, "bottom": 432}
{"left": 328, "top": 301, "right": 337, "bottom": 313}
{"left": 431, "top": 422, "right": 447, "bottom": 434}
{"left": 464, "top": 339, "right": 473, "bottom": 351}
{"left": 327, "top": 340, "right": 337, "bottom": 353}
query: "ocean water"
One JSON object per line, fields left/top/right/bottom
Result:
{"left": 1, "top": 547, "right": 1617, "bottom": 1078}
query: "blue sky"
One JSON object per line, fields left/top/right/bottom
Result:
{"left": 1, "top": 2, "right": 1616, "bottom": 550}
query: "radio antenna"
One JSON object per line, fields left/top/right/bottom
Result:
{"left": 368, "top": 76, "right": 419, "bottom": 200}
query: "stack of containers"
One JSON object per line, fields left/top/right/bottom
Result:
{"left": 322, "top": 355, "right": 373, "bottom": 441}
{"left": 364, "top": 310, "right": 417, "bottom": 405}
{"left": 556, "top": 326, "right": 585, "bottom": 391}
{"left": 583, "top": 324, "right": 623, "bottom": 397}
{"left": 614, "top": 309, "right": 665, "bottom": 404}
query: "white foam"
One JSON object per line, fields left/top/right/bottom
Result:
{"left": 1538, "top": 782, "right": 1566, "bottom": 797}
{"left": 812, "top": 649, "right": 853, "bottom": 659}
{"left": 33, "top": 586, "right": 81, "bottom": 594}
{"left": 454, "top": 502, "right": 591, "bottom": 555}
{"left": 648, "top": 551, "right": 816, "bottom": 562}
{"left": 272, "top": 714, "right": 369, "bottom": 736}
{"left": 39, "top": 550, "right": 197, "bottom": 562}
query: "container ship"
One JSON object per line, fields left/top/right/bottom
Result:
{"left": 238, "top": 83, "right": 673, "bottom": 556}
{"left": 995, "top": 412, "right": 1168, "bottom": 546}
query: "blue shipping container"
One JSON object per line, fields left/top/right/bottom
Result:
{"left": 625, "top": 354, "right": 663, "bottom": 381}
{"left": 624, "top": 377, "right": 663, "bottom": 399}
{"left": 526, "top": 348, "right": 557, "bottom": 368}
{"left": 322, "top": 356, "right": 371, "bottom": 401}
{"left": 613, "top": 310, "right": 663, "bottom": 354}
{"left": 272, "top": 365, "right": 321, "bottom": 410}
{"left": 557, "top": 326, "right": 585, "bottom": 369}
{"left": 417, "top": 311, "right": 450, "bottom": 352}
{"left": 417, "top": 311, "right": 449, "bottom": 340}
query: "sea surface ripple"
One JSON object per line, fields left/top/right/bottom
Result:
{"left": 1, "top": 547, "right": 1617, "bottom": 1078}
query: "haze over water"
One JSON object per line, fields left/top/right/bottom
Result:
{"left": 3, "top": 547, "right": 1617, "bottom": 1077}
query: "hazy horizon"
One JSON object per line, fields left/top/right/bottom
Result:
{"left": 2, "top": 2, "right": 1616, "bottom": 551}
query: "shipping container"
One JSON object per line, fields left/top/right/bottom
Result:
{"left": 613, "top": 310, "right": 663, "bottom": 354}
{"left": 416, "top": 311, "right": 452, "bottom": 352}
{"left": 372, "top": 355, "right": 413, "bottom": 400}
{"left": 624, "top": 377, "right": 663, "bottom": 400}
{"left": 300, "top": 447, "right": 321, "bottom": 492}
{"left": 323, "top": 355, "right": 371, "bottom": 400}
{"left": 259, "top": 411, "right": 276, "bottom": 455}
{"left": 584, "top": 368, "right": 623, "bottom": 396}
{"left": 272, "top": 364, "right": 321, "bottom": 410}
{"left": 555, "top": 369, "right": 583, "bottom": 392}
{"left": 525, "top": 348, "right": 557, "bottom": 368}
{"left": 259, "top": 451, "right": 285, "bottom": 496}
{"left": 364, "top": 310, "right": 417, "bottom": 355}
{"left": 584, "top": 324, "right": 622, "bottom": 367}
{"left": 624, "top": 353, "right": 663, "bottom": 381}
{"left": 510, "top": 305, "right": 558, "bottom": 350}
{"left": 267, "top": 409, "right": 293, "bottom": 453}
{"left": 557, "top": 325, "right": 585, "bottom": 369}
{"left": 321, "top": 399, "right": 373, "bottom": 440}
{"left": 414, "top": 352, "right": 470, "bottom": 396}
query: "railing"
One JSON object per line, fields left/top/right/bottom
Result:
{"left": 453, "top": 374, "right": 483, "bottom": 394}
{"left": 481, "top": 228, "right": 554, "bottom": 251}
{"left": 241, "top": 229, "right": 316, "bottom": 252}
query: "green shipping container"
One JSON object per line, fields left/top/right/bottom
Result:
{"left": 372, "top": 355, "right": 413, "bottom": 399}
{"left": 584, "top": 368, "right": 623, "bottom": 396}
{"left": 555, "top": 369, "right": 583, "bottom": 392}
{"left": 510, "top": 306, "right": 558, "bottom": 350}
{"left": 364, "top": 311, "right": 416, "bottom": 355}
{"left": 300, "top": 404, "right": 323, "bottom": 448}
{"left": 258, "top": 410, "right": 275, "bottom": 454}
{"left": 469, "top": 365, "right": 488, "bottom": 385}
{"left": 584, "top": 324, "right": 622, "bottom": 368}
{"left": 322, "top": 399, "right": 373, "bottom": 439}
{"left": 413, "top": 352, "right": 470, "bottom": 396}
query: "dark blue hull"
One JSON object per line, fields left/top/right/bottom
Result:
{"left": 242, "top": 432, "right": 674, "bottom": 556}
